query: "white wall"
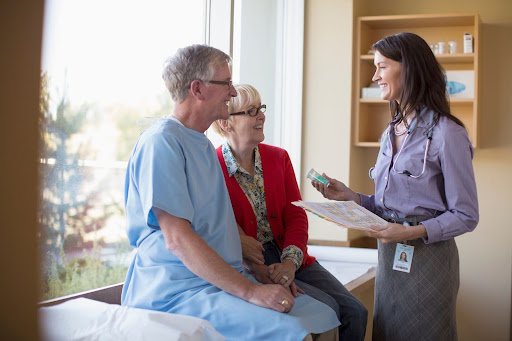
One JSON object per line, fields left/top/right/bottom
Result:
{"left": 302, "top": 0, "right": 354, "bottom": 241}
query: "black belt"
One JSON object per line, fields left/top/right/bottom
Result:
{"left": 382, "top": 215, "right": 438, "bottom": 226}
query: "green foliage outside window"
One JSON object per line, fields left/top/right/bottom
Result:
{"left": 38, "top": 72, "right": 142, "bottom": 300}
{"left": 39, "top": 242, "right": 131, "bottom": 301}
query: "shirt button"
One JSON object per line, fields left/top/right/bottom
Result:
{"left": 271, "top": 214, "right": 277, "bottom": 218}
{"left": 391, "top": 213, "right": 395, "bottom": 217}
{"left": 380, "top": 198, "right": 383, "bottom": 202}
{"left": 278, "top": 236, "right": 284, "bottom": 241}
{"left": 384, "top": 176, "right": 388, "bottom": 180}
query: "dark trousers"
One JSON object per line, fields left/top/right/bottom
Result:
{"left": 263, "top": 241, "right": 368, "bottom": 341}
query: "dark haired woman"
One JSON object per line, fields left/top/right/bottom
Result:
{"left": 311, "top": 32, "right": 479, "bottom": 340}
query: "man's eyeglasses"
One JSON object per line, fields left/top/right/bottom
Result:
{"left": 187, "top": 79, "right": 233, "bottom": 90}
{"left": 207, "top": 80, "right": 233, "bottom": 88}
{"left": 230, "top": 105, "right": 266, "bottom": 117}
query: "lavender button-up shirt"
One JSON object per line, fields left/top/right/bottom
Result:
{"left": 359, "top": 111, "right": 479, "bottom": 244}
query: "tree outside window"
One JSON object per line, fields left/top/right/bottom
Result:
{"left": 39, "top": 0, "right": 206, "bottom": 300}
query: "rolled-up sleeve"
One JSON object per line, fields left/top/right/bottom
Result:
{"left": 422, "top": 125, "right": 479, "bottom": 244}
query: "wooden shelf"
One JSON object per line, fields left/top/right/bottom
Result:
{"left": 358, "top": 13, "right": 477, "bottom": 29}
{"left": 354, "top": 141, "right": 381, "bottom": 148}
{"left": 360, "top": 98, "right": 474, "bottom": 104}
{"left": 359, "top": 99, "right": 386, "bottom": 104}
{"left": 361, "top": 53, "right": 474, "bottom": 64}
{"left": 353, "top": 13, "right": 480, "bottom": 147}
{"left": 450, "top": 98, "right": 474, "bottom": 104}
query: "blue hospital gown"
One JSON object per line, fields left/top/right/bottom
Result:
{"left": 121, "top": 118, "right": 339, "bottom": 340}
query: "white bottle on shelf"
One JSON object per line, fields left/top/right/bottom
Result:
{"left": 438, "top": 42, "right": 446, "bottom": 54}
{"left": 463, "top": 32, "right": 473, "bottom": 53}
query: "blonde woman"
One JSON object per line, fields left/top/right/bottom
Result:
{"left": 213, "top": 84, "right": 367, "bottom": 341}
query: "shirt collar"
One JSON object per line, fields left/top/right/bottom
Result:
{"left": 168, "top": 116, "right": 184, "bottom": 126}
{"left": 393, "top": 107, "right": 433, "bottom": 129}
{"left": 221, "top": 142, "right": 262, "bottom": 177}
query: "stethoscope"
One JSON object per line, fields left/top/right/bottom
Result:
{"left": 369, "top": 107, "right": 435, "bottom": 180}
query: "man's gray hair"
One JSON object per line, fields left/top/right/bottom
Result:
{"left": 162, "top": 44, "right": 232, "bottom": 103}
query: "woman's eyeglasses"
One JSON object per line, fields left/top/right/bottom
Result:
{"left": 230, "top": 104, "right": 266, "bottom": 117}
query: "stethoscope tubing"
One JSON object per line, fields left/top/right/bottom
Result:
{"left": 392, "top": 133, "right": 431, "bottom": 178}
{"left": 370, "top": 107, "right": 434, "bottom": 180}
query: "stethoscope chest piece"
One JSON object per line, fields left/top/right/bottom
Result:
{"left": 369, "top": 166, "right": 376, "bottom": 180}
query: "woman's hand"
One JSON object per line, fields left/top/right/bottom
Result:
{"left": 268, "top": 259, "right": 296, "bottom": 287}
{"left": 239, "top": 234, "right": 265, "bottom": 265}
{"left": 310, "top": 173, "right": 360, "bottom": 203}
{"left": 246, "top": 262, "right": 273, "bottom": 284}
{"left": 364, "top": 223, "right": 428, "bottom": 244}
{"left": 268, "top": 260, "right": 304, "bottom": 297}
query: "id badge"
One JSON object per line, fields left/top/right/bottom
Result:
{"left": 392, "top": 243, "right": 414, "bottom": 273}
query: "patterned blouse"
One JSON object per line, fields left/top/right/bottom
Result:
{"left": 221, "top": 142, "right": 303, "bottom": 269}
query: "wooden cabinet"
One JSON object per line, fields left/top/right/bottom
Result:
{"left": 353, "top": 13, "right": 481, "bottom": 147}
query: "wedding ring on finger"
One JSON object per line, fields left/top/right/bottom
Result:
{"left": 280, "top": 299, "right": 289, "bottom": 306}
{"left": 281, "top": 275, "right": 289, "bottom": 282}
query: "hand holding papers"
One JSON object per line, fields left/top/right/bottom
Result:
{"left": 292, "top": 200, "right": 386, "bottom": 231}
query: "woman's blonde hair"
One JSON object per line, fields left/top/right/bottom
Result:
{"left": 211, "top": 84, "right": 261, "bottom": 137}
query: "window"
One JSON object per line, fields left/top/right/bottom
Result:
{"left": 39, "top": 0, "right": 303, "bottom": 301}
{"left": 39, "top": 0, "right": 208, "bottom": 300}
{"left": 208, "top": 0, "right": 304, "bottom": 183}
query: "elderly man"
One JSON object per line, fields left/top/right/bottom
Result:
{"left": 121, "top": 44, "right": 340, "bottom": 341}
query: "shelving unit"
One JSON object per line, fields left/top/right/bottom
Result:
{"left": 353, "top": 13, "right": 481, "bottom": 147}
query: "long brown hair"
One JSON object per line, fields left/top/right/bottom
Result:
{"left": 372, "top": 32, "right": 464, "bottom": 128}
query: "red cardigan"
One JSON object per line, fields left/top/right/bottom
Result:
{"left": 216, "top": 143, "right": 316, "bottom": 269}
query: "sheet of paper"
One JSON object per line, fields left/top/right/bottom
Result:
{"left": 293, "top": 200, "right": 386, "bottom": 230}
